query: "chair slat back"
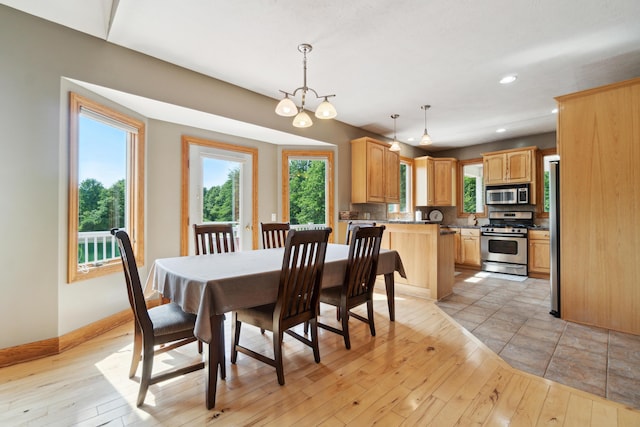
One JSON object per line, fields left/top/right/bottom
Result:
{"left": 193, "top": 223, "right": 236, "bottom": 255}
{"left": 261, "top": 222, "right": 290, "bottom": 249}
{"left": 276, "top": 228, "right": 331, "bottom": 325}
{"left": 345, "top": 221, "right": 376, "bottom": 245}
{"left": 344, "top": 226, "right": 385, "bottom": 299}
{"left": 111, "top": 228, "right": 153, "bottom": 333}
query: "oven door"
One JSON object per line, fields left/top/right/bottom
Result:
{"left": 481, "top": 233, "right": 527, "bottom": 265}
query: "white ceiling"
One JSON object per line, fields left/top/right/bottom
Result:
{"left": 3, "top": 0, "right": 640, "bottom": 149}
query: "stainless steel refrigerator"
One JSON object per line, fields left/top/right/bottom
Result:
{"left": 549, "top": 160, "right": 560, "bottom": 317}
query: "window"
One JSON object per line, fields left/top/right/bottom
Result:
{"left": 389, "top": 157, "right": 413, "bottom": 214}
{"left": 68, "top": 93, "right": 144, "bottom": 282}
{"left": 537, "top": 148, "right": 559, "bottom": 218}
{"left": 457, "top": 158, "right": 485, "bottom": 217}
{"left": 282, "top": 150, "right": 334, "bottom": 240}
{"left": 181, "top": 135, "right": 258, "bottom": 254}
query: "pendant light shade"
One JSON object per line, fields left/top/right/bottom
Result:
{"left": 275, "top": 44, "right": 337, "bottom": 127}
{"left": 275, "top": 95, "right": 297, "bottom": 117}
{"left": 293, "top": 110, "right": 313, "bottom": 128}
{"left": 389, "top": 114, "right": 401, "bottom": 152}
{"left": 419, "top": 104, "right": 433, "bottom": 145}
{"left": 315, "top": 97, "right": 338, "bottom": 119}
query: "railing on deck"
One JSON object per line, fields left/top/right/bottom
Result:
{"left": 78, "top": 230, "right": 119, "bottom": 267}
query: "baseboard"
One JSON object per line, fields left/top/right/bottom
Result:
{"left": 0, "top": 307, "right": 135, "bottom": 368}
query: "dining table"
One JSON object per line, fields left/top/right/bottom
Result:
{"left": 147, "top": 243, "right": 406, "bottom": 409}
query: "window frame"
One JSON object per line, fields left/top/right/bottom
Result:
{"left": 389, "top": 156, "right": 414, "bottom": 214}
{"left": 456, "top": 158, "right": 486, "bottom": 218}
{"left": 67, "top": 92, "right": 145, "bottom": 283}
{"left": 536, "top": 147, "right": 558, "bottom": 219}
{"left": 180, "top": 135, "right": 259, "bottom": 254}
{"left": 281, "top": 150, "right": 334, "bottom": 241}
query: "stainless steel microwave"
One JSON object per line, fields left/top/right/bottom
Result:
{"left": 486, "top": 184, "right": 529, "bottom": 205}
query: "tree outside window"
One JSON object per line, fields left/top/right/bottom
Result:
{"left": 68, "top": 92, "right": 144, "bottom": 282}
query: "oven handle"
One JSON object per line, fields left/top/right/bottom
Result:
{"left": 481, "top": 232, "right": 527, "bottom": 238}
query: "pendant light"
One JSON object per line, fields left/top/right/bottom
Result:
{"left": 389, "top": 114, "right": 401, "bottom": 152}
{"left": 420, "top": 104, "right": 433, "bottom": 145}
{"left": 275, "top": 43, "right": 337, "bottom": 128}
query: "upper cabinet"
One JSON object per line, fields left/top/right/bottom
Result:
{"left": 483, "top": 146, "right": 537, "bottom": 185}
{"left": 415, "top": 156, "right": 457, "bottom": 206}
{"left": 351, "top": 137, "right": 400, "bottom": 204}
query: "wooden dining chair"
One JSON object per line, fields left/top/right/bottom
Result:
{"left": 345, "top": 221, "right": 376, "bottom": 245}
{"left": 193, "top": 223, "right": 236, "bottom": 254}
{"left": 192, "top": 222, "right": 236, "bottom": 379}
{"left": 230, "top": 228, "right": 331, "bottom": 385}
{"left": 110, "top": 228, "right": 204, "bottom": 407}
{"left": 319, "top": 225, "right": 385, "bottom": 349}
{"left": 260, "top": 222, "right": 290, "bottom": 249}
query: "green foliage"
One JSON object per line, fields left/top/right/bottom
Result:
{"left": 78, "top": 178, "right": 125, "bottom": 231}
{"left": 203, "top": 168, "right": 240, "bottom": 222}
{"left": 288, "top": 160, "right": 325, "bottom": 225}
{"left": 400, "top": 163, "right": 407, "bottom": 211}
{"left": 544, "top": 171, "right": 550, "bottom": 212}
{"left": 463, "top": 176, "right": 477, "bottom": 213}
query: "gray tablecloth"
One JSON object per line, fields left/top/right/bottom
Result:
{"left": 149, "top": 244, "right": 405, "bottom": 343}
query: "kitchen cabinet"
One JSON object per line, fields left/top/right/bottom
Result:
{"left": 483, "top": 147, "right": 536, "bottom": 185}
{"left": 381, "top": 223, "right": 454, "bottom": 300}
{"left": 556, "top": 77, "right": 640, "bottom": 335}
{"left": 415, "top": 156, "right": 457, "bottom": 206}
{"left": 528, "top": 229, "right": 550, "bottom": 277}
{"left": 351, "top": 137, "right": 400, "bottom": 204}
{"left": 453, "top": 227, "right": 481, "bottom": 268}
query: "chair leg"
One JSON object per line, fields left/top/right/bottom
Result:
{"left": 197, "top": 340, "right": 203, "bottom": 354}
{"left": 310, "top": 318, "right": 321, "bottom": 363}
{"left": 137, "top": 344, "right": 154, "bottom": 407}
{"left": 367, "top": 300, "right": 376, "bottom": 337}
{"left": 342, "top": 309, "right": 351, "bottom": 350}
{"left": 219, "top": 321, "right": 226, "bottom": 379}
{"left": 231, "top": 313, "right": 241, "bottom": 364}
{"left": 129, "top": 328, "right": 142, "bottom": 378}
{"left": 274, "top": 331, "right": 285, "bottom": 385}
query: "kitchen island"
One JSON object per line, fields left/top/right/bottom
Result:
{"left": 380, "top": 222, "right": 455, "bottom": 300}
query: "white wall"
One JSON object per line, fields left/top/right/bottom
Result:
{"left": 0, "top": 6, "right": 370, "bottom": 349}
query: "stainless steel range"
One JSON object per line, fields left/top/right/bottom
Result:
{"left": 481, "top": 211, "right": 533, "bottom": 276}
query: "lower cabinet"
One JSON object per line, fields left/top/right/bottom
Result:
{"left": 453, "top": 227, "right": 481, "bottom": 268}
{"left": 528, "top": 229, "right": 550, "bottom": 277}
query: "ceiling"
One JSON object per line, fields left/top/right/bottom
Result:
{"left": 3, "top": 0, "right": 640, "bottom": 150}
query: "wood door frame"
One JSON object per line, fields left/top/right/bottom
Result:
{"left": 181, "top": 135, "right": 259, "bottom": 254}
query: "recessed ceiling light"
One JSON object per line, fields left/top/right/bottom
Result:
{"left": 407, "top": 137, "right": 415, "bottom": 142}
{"left": 551, "top": 108, "right": 558, "bottom": 114}
{"left": 499, "top": 74, "right": 518, "bottom": 84}
{"left": 496, "top": 128, "right": 506, "bottom": 133}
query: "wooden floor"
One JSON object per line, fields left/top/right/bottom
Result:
{"left": 2, "top": 292, "right": 639, "bottom": 426}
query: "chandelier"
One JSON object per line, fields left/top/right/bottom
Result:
{"left": 275, "top": 43, "right": 337, "bottom": 128}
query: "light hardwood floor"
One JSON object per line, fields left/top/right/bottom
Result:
{"left": 2, "top": 291, "right": 639, "bottom": 426}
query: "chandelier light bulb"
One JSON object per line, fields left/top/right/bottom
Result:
{"left": 275, "top": 95, "right": 297, "bottom": 117}
{"left": 315, "top": 98, "right": 337, "bottom": 119}
{"left": 419, "top": 104, "right": 433, "bottom": 146}
{"left": 389, "top": 114, "right": 401, "bottom": 152}
{"left": 293, "top": 110, "right": 313, "bottom": 128}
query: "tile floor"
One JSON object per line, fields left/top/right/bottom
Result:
{"left": 435, "top": 269, "right": 640, "bottom": 409}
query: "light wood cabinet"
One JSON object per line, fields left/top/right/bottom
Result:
{"left": 483, "top": 147, "right": 536, "bottom": 185}
{"left": 415, "top": 156, "right": 457, "bottom": 206}
{"left": 556, "top": 77, "right": 640, "bottom": 335}
{"left": 381, "top": 223, "right": 454, "bottom": 300}
{"left": 528, "top": 229, "right": 550, "bottom": 277}
{"left": 351, "top": 137, "right": 400, "bottom": 204}
{"left": 453, "top": 227, "right": 481, "bottom": 268}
